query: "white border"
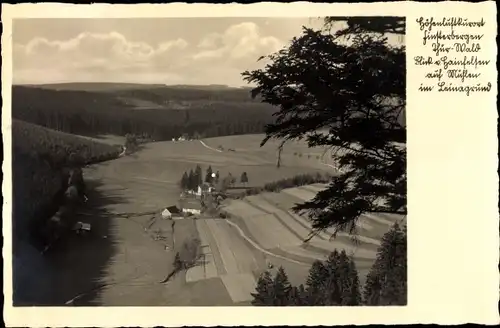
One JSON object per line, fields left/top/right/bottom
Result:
{"left": 2, "top": 2, "right": 499, "bottom": 326}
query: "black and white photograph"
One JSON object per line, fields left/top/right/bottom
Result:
{"left": 10, "top": 15, "right": 407, "bottom": 307}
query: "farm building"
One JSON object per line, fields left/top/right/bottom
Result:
{"left": 166, "top": 205, "right": 182, "bottom": 215}
{"left": 179, "top": 199, "right": 203, "bottom": 215}
{"left": 161, "top": 208, "right": 172, "bottom": 219}
{"left": 197, "top": 183, "right": 215, "bottom": 196}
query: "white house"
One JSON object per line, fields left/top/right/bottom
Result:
{"left": 182, "top": 208, "right": 201, "bottom": 215}
{"left": 180, "top": 200, "right": 203, "bottom": 215}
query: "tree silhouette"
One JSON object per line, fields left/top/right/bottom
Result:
{"left": 291, "top": 284, "right": 308, "bottom": 305}
{"left": 242, "top": 17, "right": 406, "bottom": 237}
{"left": 345, "top": 259, "right": 362, "bottom": 305}
{"left": 363, "top": 223, "right": 407, "bottom": 305}
{"left": 322, "top": 250, "right": 343, "bottom": 305}
{"left": 305, "top": 260, "right": 328, "bottom": 305}
{"left": 180, "top": 171, "right": 189, "bottom": 190}
{"left": 240, "top": 172, "right": 249, "bottom": 185}
{"left": 194, "top": 165, "right": 203, "bottom": 187}
{"left": 205, "top": 165, "right": 213, "bottom": 184}
{"left": 336, "top": 250, "right": 361, "bottom": 305}
{"left": 187, "top": 169, "right": 195, "bottom": 191}
{"left": 273, "top": 266, "right": 293, "bottom": 306}
{"left": 251, "top": 271, "right": 275, "bottom": 306}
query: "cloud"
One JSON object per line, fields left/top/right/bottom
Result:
{"left": 193, "top": 22, "right": 283, "bottom": 66}
{"left": 13, "top": 22, "right": 286, "bottom": 85}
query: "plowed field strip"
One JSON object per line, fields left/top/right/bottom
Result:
{"left": 196, "top": 220, "right": 226, "bottom": 276}
{"left": 244, "top": 197, "right": 309, "bottom": 241}
{"left": 220, "top": 273, "right": 256, "bottom": 303}
{"left": 205, "top": 219, "right": 240, "bottom": 274}
{"left": 214, "top": 220, "right": 259, "bottom": 273}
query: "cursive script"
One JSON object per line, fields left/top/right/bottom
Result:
{"left": 414, "top": 17, "right": 492, "bottom": 96}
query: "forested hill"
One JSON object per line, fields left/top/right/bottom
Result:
{"left": 12, "top": 119, "right": 120, "bottom": 247}
{"left": 12, "top": 85, "right": 275, "bottom": 141}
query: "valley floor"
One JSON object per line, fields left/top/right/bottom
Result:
{"left": 14, "top": 135, "right": 403, "bottom": 306}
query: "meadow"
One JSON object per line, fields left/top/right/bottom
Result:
{"left": 14, "top": 129, "right": 403, "bottom": 306}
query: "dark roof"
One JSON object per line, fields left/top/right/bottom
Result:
{"left": 167, "top": 205, "right": 181, "bottom": 214}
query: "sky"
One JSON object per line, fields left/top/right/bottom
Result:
{"left": 12, "top": 18, "right": 403, "bottom": 87}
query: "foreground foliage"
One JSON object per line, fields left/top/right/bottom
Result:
{"left": 242, "top": 17, "right": 406, "bottom": 236}
{"left": 251, "top": 223, "right": 407, "bottom": 306}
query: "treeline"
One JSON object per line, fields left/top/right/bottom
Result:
{"left": 33, "top": 83, "right": 258, "bottom": 102}
{"left": 245, "top": 172, "right": 331, "bottom": 196}
{"left": 110, "top": 85, "right": 262, "bottom": 103}
{"left": 12, "top": 86, "right": 274, "bottom": 141}
{"left": 180, "top": 165, "right": 220, "bottom": 191}
{"left": 12, "top": 119, "right": 120, "bottom": 251}
{"left": 252, "top": 224, "right": 407, "bottom": 306}
{"left": 13, "top": 119, "right": 121, "bottom": 169}
{"left": 179, "top": 164, "right": 251, "bottom": 193}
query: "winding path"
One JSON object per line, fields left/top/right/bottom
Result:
{"left": 199, "top": 140, "right": 223, "bottom": 152}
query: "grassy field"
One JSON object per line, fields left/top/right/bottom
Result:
{"left": 15, "top": 131, "right": 401, "bottom": 305}
{"left": 219, "top": 187, "right": 405, "bottom": 288}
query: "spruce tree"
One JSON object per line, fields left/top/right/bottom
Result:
{"left": 305, "top": 260, "right": 328, "bottom": 305}
{"left": 180, "top": 172, "right": 189, "bottom": 190}
{"left": 273, "top": 266, "right": 293, "bottom": 306}
{"left": 363, "top": 223, "right": 407, "bottom": 305}
{"left": 251, "top": 271, "right": 274, "bottom": 306}
{"left": 187, "top": 169, "right": 195, "bottom": 191}
{"left": 337, "top": 250, "right": 355, "bottom": 305}
{"left": 290, "top": 284, "right": 307, "bottom": 306}
{"left": 195, "top": 165, "right": 203, "bottom": 187}
{"left": 323, "top": 249, "right": 342, "bottom": 305}
{"left": 215, "top": 170, "right": 220, "bottom": 184}
{"left": 205, "top": 166, "right": 213, "bottom": 184}
{"left": 343, "top": 257, "right": 362, "bottom": 305}
{"left": 240, "top": 172, "right": 249, "bottom": 185}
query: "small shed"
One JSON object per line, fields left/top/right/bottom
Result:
{"left": 161, "top": 208, "right": 172, "bottom": 219}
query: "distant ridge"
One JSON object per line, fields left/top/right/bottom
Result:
{"left": 17, "top": 82, "right": 166, "bottom": 92}
{"left": 16, "top": 82, "right": 249, "bottom": 92}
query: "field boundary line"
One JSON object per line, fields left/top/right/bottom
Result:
{"left": 199, "top": 140, "right": 223, "bottom": 152}
{"left": 224, "top": 219, "right": 310, "bottom": 267}
{"left": 259, "top": 193, "right": 329, "bottom": 240}
{"left": 244, "top": 198, "right": 307, "bottom": 243}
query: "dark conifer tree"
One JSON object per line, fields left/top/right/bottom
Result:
{"left": 251, "top": 271, "right": 274, "bottom": 306}
{"left": 363, "top": 223, "right": 407, "bottom": 305}
{"left": 215, "top": 170, "right": 220, "bottom": 184}
{"left": 195, "top": 165, "right": 203, "bottom": 187}
{"left": 305, "top": 260, "right": 328, "bottom": 305}
{"left": 290, "top": 284, "right": 308, "bottom": 306}
{"left": 240, "top": 171, "right": 249, "bottom": 185}
{"left": 205, "top": 166, "right": 213, "bottom": 184}
{"left": 187, "top": 169, "right": 195, "bottom": 191}
{"left": 273, "top": 266, "right": 293, "bottom": 306}
{"left": 323, "top": 249, "right": 342, "bottom": 305}
{"left": 180, "top": 171, "right": 189, "bottom": 190}
{"left": 242, "top": 17, "right": 406, "bottom": 236}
